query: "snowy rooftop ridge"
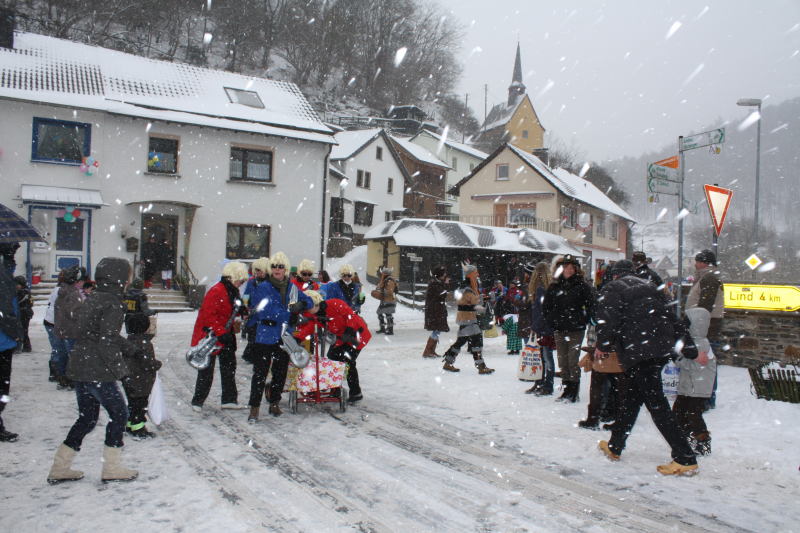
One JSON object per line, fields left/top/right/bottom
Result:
{"left": 412, "top": 130, "right": 489, "bottom": 160}
{"left": 0, "top": 32, "right": 334, "bottom": 140}
{"left": 507, "top": 144, "right": 635, "bottom": 223}
{"left": 364, "top": 218, "right": 582, "bottom": 256}
{"left": 389, "top": 136, "right": 450, "bottom": 169}
{"left": 330, "top": 128, "right": 383, "bottom": 160}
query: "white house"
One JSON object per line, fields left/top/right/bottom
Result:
{"left": 327, "top": 129, "right": 409, "bottom": 248}
{"left": 408, "top": 129, "right": 488, "bottom": 214}
{"left": 0, "top": 31, "right": 335, "bottom": 287}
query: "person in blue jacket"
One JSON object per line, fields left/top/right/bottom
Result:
{"left": 246, "top": 252, "right": 313, "bottom": 421}
{"left": 241, "top": 256, "right": 269, "bottom": 363}
{"left": 320, "top": 263, "right": 363, "bottom": 312}
{"left": 0, "top": 242, "right": 22, "bottom": 442}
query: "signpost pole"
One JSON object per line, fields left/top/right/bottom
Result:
{"left": 411, "top": 261, "right": 417, "bottom": 309}
{"left": 712, "top": 183, "right": 719, "bottom": 256}
{"left": 676, "top": 137, "right": 685, "bottom": 318}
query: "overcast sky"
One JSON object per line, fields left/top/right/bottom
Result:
{"left": 437, "top": 0, "right": 800, "bottom": 162}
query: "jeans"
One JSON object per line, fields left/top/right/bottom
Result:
{"left": 609, "top": 358, "right": 696, "bottom": 466}
{"left": 64, "top": 381, "right": 129, "bottom": 450}
{"left": 248, "top": 343, "right": 289, "bottom": 406}
{"left": 191, "top": 344, "right": 238, "bottom": 406}
{"left": 46, "top": 324, "right": 70, "bottom": 376}
{"left": 539, "top": 345, "right": 554, "bottom": 389}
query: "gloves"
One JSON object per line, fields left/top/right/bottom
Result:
{"left": 342, "top": 327, "right": 358, "bottom": 346}
{"left": 289, "top": 301, "right": 306, "bottom": 314}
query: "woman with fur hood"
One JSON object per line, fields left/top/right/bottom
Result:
{"left": 542, "top": 255, "right": 595, "bottom": 403}
{"left": 246, "top": 252, "right": 313, "bottom": 421}
{"left": 190, "top": 261, "right": 249, "bottom": 412}
{"left": 441, "top": 264, "right": 494, "bottom": 375}
{"left": 374, "top": 266, "right": 397, "bottom": 335}
{"left": 47, "top": 257, "right": 140, "bottom": 484}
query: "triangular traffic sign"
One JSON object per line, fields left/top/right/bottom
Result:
{"left": 703, "top": 184, "right": 733, "bottom": 236}
{"left": 654, "top": 155, "right": 679, "bottom": 169}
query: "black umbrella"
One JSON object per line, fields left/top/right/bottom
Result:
{"left": 0, "top": 203, "right": 45, "bottom": 244}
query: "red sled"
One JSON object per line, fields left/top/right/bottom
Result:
{"left": 284, "top": 322, "right": 348, "bottom": 413}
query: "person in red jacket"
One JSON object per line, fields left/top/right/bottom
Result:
{"left": 291, "top": 259, "right": 320, "bottom": 292}
{"left": 296, "top": 292, "right": 371, "bottom": 403}
{"left": 190, "top": 261, "right": 249, "bottom": 411}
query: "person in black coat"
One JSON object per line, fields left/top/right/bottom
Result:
{"left": 632, "top": 251, "right": 664, "bottom": 288}
{"left": 0, "top": 243, "right": 23, "bottom": 442}
{"left": 123, "top": 313, "right": 162, "bottom": 440}
{"left": 594, "top": 260, "right": 698, "bottom": 476}
{"left": 14, "top": 276, "right": 33, "bottom": 353}
{"left": 542, "top": 255, "right": 595, "bottom": 402}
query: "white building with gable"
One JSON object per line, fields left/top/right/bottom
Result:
{"left": 0, "top": 31, "right": 335, "bottom": 288}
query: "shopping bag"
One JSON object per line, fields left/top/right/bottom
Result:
{"left": 483, "top": 324, "right": 499, "bottom": 338}
{"left": 147, "top": 373, "right": 169, "bottom": 425}
{"left": 517, "top": 344, "right": 543, "bottom": 381}
{"left": 146, "top": 315, "right": 158, "bottom": 336}
{"left": 661, "top": 360, "right": 680, "bottom": 404}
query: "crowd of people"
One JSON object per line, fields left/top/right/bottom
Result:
{"left": 0, "top": 235, "right": 724, "bottom": 481}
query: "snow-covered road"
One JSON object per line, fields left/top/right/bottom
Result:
{"left": 2, "top": 296, "right": 799, "bottom": 532}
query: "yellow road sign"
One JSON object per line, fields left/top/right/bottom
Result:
{"left": 724, "top": 284, "right": 800, "bottom": 312}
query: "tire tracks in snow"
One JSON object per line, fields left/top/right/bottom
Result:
{"left": 161, "top": 351, "right": 392, "bottom": 533}
{"left": 335, "top": 403, "right": 754, "bottom": 533}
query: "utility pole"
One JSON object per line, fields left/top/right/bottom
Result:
{"left": 463, "top": 93, "right": 468, "bottom": 143}
{"left": 483, "top": 84, "right": 488, "bottom": 127}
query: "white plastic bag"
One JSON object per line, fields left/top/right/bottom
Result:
{"left": 148, "top": 373, "right": 169, "bottom": 425}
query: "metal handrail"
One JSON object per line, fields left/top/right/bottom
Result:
{"left": 179, "top": 255, "right": 198, "bottom": 287}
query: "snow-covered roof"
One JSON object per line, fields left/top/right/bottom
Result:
{"left": 330, "top": 128, "right": 382, "bottom": 160}
{"left": 412, "top": 130, "right": 489, "bottom": 160}
{"left": 364, "top": 218, "right": 582, "bottom": 256}
{"left": 480, "top": 99, "right": 521, "bottom": 132}
{"left": 0, "top": 32, "right": 334, "bottom": 143}
{"left": 390, "top": 136, "right": 450, "bottom": 169}
{"left": 507, "top": 145, "right": 636, "bottom": 222}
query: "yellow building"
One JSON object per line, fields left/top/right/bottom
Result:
{"left": 472, "top": 44, "right": 546, "bottom": 155}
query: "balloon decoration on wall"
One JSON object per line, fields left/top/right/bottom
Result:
{"left": 58, "top": 206, "right": 83, "bottom": 223}
{"left": 79, "top": 156, "right": 100, "bottom": 176}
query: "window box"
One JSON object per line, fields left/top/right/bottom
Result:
{"left": 226, "top": 223, "right": 270, "bottom": 259}
{"left": 31, "top": 117, "right": 91, "bottom": 165}
{"left": 148, "top": 137, "right": 179, "bottom": 174}
{"left": 230, "top": 147, "right": 273, "bottom": 182}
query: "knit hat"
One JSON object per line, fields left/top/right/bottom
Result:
{"left": 523, "top": 261, "right": 536, "bottom": 273}
{"left": 62, "top": 265, "right": 87, "bottom": 285}
{"left": 695, "top": 249, "right": 717, "bottom": 266}
{"left": 222, "top": 261, "right": 249, "bottom": 283}
{"left": 431, "top": 265, "right": 447, "bottom": 278}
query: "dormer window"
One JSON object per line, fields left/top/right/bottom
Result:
{"left": 224, "top": 87, "right": 265, "bottom": 109}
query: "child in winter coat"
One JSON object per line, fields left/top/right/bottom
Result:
{"left": 673, "top": 307, "right": 717, "bottom": 455}
{"left": 500, "top": 313, "right": 522, "bottom": 354}
{"left": 122, "top": 313, "right": 162, "bottom": 440}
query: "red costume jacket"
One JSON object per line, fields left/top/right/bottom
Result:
{"left": 294, "top": 298, "right": 371, "bottom": 350}
{"left": 191, "top": 281, "right": 235, "bottom": 346}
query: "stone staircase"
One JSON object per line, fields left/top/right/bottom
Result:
{"left": 31, "top": 281, "right": 194, "bottom": 313}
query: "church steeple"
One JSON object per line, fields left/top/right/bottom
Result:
{"left": 507, "top": 42, "right": 526, "bottom": 106}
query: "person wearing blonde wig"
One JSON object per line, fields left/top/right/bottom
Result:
{"left": 189, "top": 261, "right": 249, "bottom": 412}
{"left": 292, "top": 259, "right": 320, "bottom": 292}
{"left": 320, "top": 263, "right": 361, "bottom": 312}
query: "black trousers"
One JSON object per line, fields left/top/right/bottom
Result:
{"left": 609, "top": 358, "right": 696, "bottom": 466}
{"left": 248, "top": 343, "right": 289, "bottom": 406}
{"left": 672, "top": 395, "right": 710, "bottom": 439}
{"left": 585, "top": 371, "right": 626, "bottom": 423}
{"left": 191, "top": 344, "right": 238, "bottom": 406}
{"left": 327, "top": 344, "right": 361, "bottom": 396}
{"left": 126, "top": 396, "right": 149, "bottom": 429}
{"left": 20, "top": 315, "right": 31, "bottom": 351}
{"left": 0, "top": 348, "right": 12, "bottom": 431}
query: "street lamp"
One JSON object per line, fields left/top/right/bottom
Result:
{"left": 737, "top": 97, "right": 762, "bottom": 242}
{"left": 640, "top": 221, "right": 663, "bottom": 251}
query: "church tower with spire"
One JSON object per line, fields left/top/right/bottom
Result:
{"left": 472, "top": 44, "right": 545, "bottom": 155}
{"left": 508, "top": 43, "right": 526, "bottom": 106}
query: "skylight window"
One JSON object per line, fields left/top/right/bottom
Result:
{"left": 224, "top": 87, "right": 265, "bottom": 109}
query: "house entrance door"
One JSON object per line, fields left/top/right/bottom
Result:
{"left": 140, "top": 213, "right": 178, "bottom": 285}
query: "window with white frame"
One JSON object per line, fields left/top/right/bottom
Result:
{"left": 496, "top": 163, "right": 509, "bottom": 180}
{"left": 356, "top": 169, "right": 371, "bottom": 189}
{"left": 609, "top": 220, "right": 619, "bottom": 239}
{"left": 595, "top": 215, "right": 606, "bottom": 237}
{"left": 561, "top": 205, "right": 576, "bottom": 228}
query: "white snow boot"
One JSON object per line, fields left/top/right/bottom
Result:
{"left": 101, "top": 446, "right": 138, "bottom": 483}
{"left": 47, "top": 443, "right": 84, "bottom": 484}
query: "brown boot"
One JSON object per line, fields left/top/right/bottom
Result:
{"left": 477, "top": 363, "right": 495, "bottom": 374}
{"left": 442, "top": 362, "right": 460, "bottom": 372}
{"left": 422, "top": 338, "right": 440, "bottom": 358}
{"left": 268, "top": 402, "right": 282, "bottom": 417}
{"left": 248, "top": 406, "right": 259, "bottom": 423}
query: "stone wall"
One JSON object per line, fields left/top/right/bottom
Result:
{"left": 719, "top": 309, "right": 800, "bottom": 367}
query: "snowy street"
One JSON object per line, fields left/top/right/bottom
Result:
{"left": 2, "top": 294, "right": 799, "bottom": 533}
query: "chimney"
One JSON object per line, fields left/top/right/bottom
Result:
{"left": 531, "top": 148, "right": 549, "bottom": 167}
{"left": 0, "top": 7, "right": 14, "bottom": 49}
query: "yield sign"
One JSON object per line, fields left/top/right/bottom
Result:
{"left": 703, "top": 184, "right": 733, "bottom": 236}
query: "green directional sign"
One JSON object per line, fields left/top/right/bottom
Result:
{"left": 681, "top": 127, "right": 726, "bottom": 151}
{"left": 648, "top": 163, "right": 679, "bottom": 182}
{"left": 647, "top": 176, "right": 680, "bottom": 195}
